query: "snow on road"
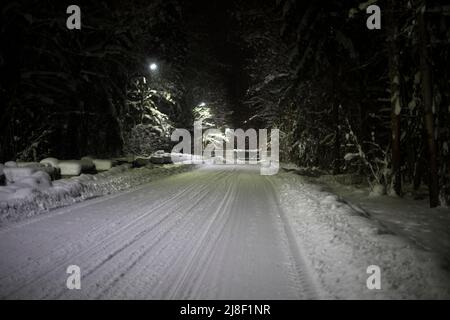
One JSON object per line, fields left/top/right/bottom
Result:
{"left": 0, "top": 165, "right": 318, "bottom": 299}
{"left": 1, "top": 164, "right": 449, "bottom": 300}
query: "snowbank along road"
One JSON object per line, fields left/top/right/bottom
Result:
{"left": 0, "top": 165, "right": 320, "bottom": 299}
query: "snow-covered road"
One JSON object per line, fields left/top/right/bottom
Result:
{"left": 0, "top": 165, "right": 318, "bottom": 299}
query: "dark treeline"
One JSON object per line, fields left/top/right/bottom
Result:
{"left": 232, "top": 0, "right": 450, "bottom": 207}
{"left": 0, "top": 0, "right": 449, "bottom": 207}
{"left": 0, "top": 0, "right": 188, "bottom": 161}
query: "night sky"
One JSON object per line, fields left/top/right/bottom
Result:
{"left": 183, "top": 0, "right": 252, "bottom": 128}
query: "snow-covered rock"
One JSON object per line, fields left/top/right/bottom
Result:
{"left": 0, "top": 163, "right": 194, "bottom": 225}
{"left": 15, "top": 171, "right": 52, "bottom": 189}
{"left": 58, "top": 158, "right": 97, "bottom": 176}
{"left": 17, "top": 162, "right": 58, "bottom": 180}
{"left": 52, "top": 178, "right": 83, "bottom": 195}
{"left": 40, "top": 157, "right": 59, "bottom": 168}
{"left": 58, "top": 161, "right": 83, "bottom": 176}
{"left": 93, "top": 159, "right": 113, "bottom": 171}
{"left": 3, "top": 167, "right": 37, "bottom": 184}
{"left": 4, "top": 161, "right": 17, "bottom": 168}
{"left": 16, "top": 161, "right": 40, "bottom": 168}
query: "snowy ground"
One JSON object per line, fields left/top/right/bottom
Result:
{"left": 275, "top": 170, "right": 450, "bottom": 299}
{"left": 0, "top": 164, "right": 449, "bottom": 299}
{"left": 0, "top": 163, "right": 194, "bottom": 227}
{"left": 312, "top": 175, "right": 450, "bottom": 268}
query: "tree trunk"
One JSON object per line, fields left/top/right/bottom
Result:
{"left": 413, "top": 142, "right": 425, "bottom": 191}
{"left": 418, "top": 5, "right": 439, "bottom": 207}
{"left": 332, "top": 67, "right": 341, "bottom": 175}
{"left": 387, "top": 1, "right": 402, "bottom": 196}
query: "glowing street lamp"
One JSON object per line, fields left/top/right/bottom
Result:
{"left": 149, "top": 63, "right": 158, "bottom": 71}
{"left": 199, "top": 102, "right": 206, "bottom": 107}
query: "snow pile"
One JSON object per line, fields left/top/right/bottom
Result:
{"left": 4, "top": 161, "right": 17, "bottom": 168}
{"left": 0, "top": 187, "right": 35, "bottom": 202}
{"left": 40, "top": 157, "right": 59, "bottom": 168}
{"left": 92, "top": 159, "right": 114, "bottom": 171}
{"left": 310, "top": 173, "right": 450, "bottom": 273}
{"left": 57, "top": 157, "right": 99, "bottom": 176}
{"left": 274, "top": 171, "right": 450, "bottom": 299}
{"left": 3, "top": 161, "right": 58, "bottom": 182}
{"left": 0, "top": 169, "right": 53, "bottom": 206}
{"left": 0, "top": 164, "right": 195, "bottom": 226}
{"left": 3, "top": 167, "right": 38, "bottom": 184}
{"left": 58, "top": 160, "right": 83, "bottom": 176}
{"left": 16, "top": 171, "right": 52, "bottom": 189}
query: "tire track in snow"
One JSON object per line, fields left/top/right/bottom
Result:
{"left": 0, "top": 165, "right": 319, "bottom": 299}
{"left": 265, "top": 177, "right": 321, "bottom": 299}
{"left": 0, "top": 173, "right": 207, "bottom": 282}
{"left": 165, "top": 177, "right": 236, "bottom": 299}
{"left": 84, "top": 177, "right": 229, "bottom": 299}
{"left": 1, "top": 170, "right": 228, "bottom": 298}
